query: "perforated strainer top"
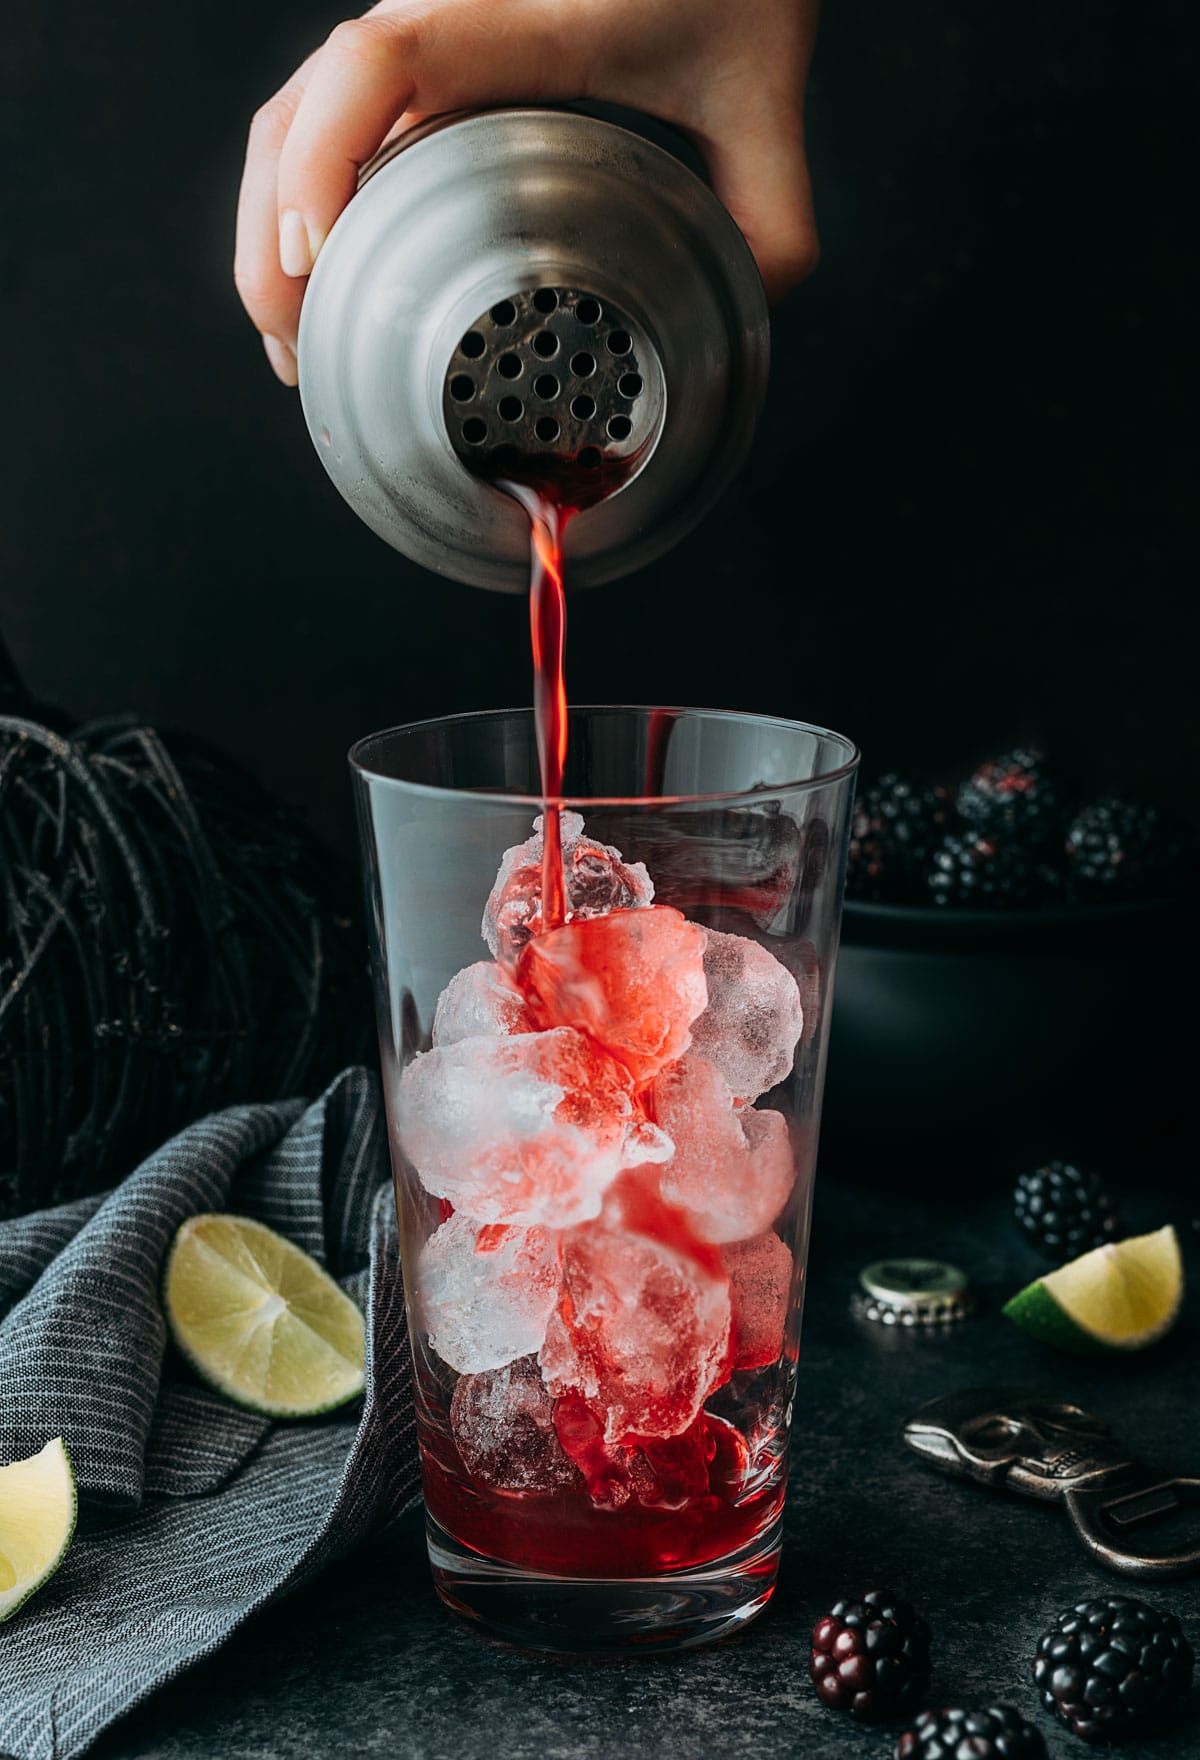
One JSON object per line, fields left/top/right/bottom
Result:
{"left": 443, "top": 287, "right": 665, "bottom": 489}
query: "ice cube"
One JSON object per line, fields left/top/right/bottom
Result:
{"left": 451, "top": 1356, "right": 580, "bottom": 1493}
{"left": 432, "top": 960, "right": 533, "bottom": 1047}
{"left": 653, "top": 1055, "right": 796, "bottom": 1245}
{"left": 635, "top": 1422, "right": 719, "bottom": 1509}
{"left": 483, "top": 812, "right": 654, "bottom": 960}
{"left": 551, "top": 1395, "right": 717, "bottom": 1510}
{"left": 418, "top": 1210, "right": 561, "bottom": 1373}
{"left": 722, "top": 1231, "right": 794, "bottom": 1369}
{"left": 539, "top": 1188, "right": 731, "bottom": 1442}
{"left": 689, "top": 928, "right": 804, "bottom": 1100}
{"left": 398, "top": 1027, "right": 672, "bottom": 1229}
{"left": 550, "top": 1392, "right": 643, "bottom": 1509}
{"left": 518, "top": 905, "right": 709, "bottom": 1086}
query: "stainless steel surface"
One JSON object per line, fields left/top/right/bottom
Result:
{"left": 297, "top": 108, "right": 769, "bottom": 592}
{"left": 905, "top": 1387, "right": 1200, "bottom": 1578}
{"left": 443, "top": 287, "right": 663, "bottom": 483}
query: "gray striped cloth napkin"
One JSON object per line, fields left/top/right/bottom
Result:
{"left": 0, "top": 1066, "right": 420, "bottom": 1760}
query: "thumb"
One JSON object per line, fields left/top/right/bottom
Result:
{"left": 701, "top": 105, "right": 819, "bottom": 304}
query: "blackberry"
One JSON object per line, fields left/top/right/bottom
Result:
{"left": 958, "top": 748, "right": 1062, "bottom": 846}
{"left": 1014, "top": 1160, "right": 1122, "bottom": 1259}
{"left": 847, "top": 776, "right": 952, "bottom": 903}
{"left": 896, "top": 1705, "right": 1046, "bottom": 1760}
{"left": 927, "top": 831, "right": 1050, "bottom": 909}
{"left": 810, "top": 1586, "right": 931, "bottom": 1719}
{"left": 1033, "top": 1595, "right": 1194, "bottom": 1743}
{"left": 1065, "top": 797, "right": 1192, "bottom": 899}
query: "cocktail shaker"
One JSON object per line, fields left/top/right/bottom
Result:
{"left": 297, "top": 106, "right": 769, "bottom": 592}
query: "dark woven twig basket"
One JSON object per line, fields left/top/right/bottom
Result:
{"left": 0, "top": 643, "right": 370, "bottom": 1218}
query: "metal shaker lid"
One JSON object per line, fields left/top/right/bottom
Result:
{"left": 297, "top": 107, "right": 769, "bottom": 592}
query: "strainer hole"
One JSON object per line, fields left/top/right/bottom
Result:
{"left": 532, "top": 287, "right": 559, "bottom": 314}
{"left": 498, "top": 396, "right": 523, "bottom": 422}
{"left": 461, "top": 331, "right": 486, "bottom": 359}
{"left": 535, "top": 416, "right": 560, "bottom": 444}
{"left": 491, "top": 443, "right": 519, "bottom": 473}
{"left": 570, "top": 351, "right": 596, "bottom": 378}
{"left": 490, "top": 299, "right": 517, "bottom": 326}
{"left": 618, "top": 372, "right": 644, "bottom": 399}
{"left": 449, "top": 374, "right": 475, "bottom": 402}
{"left": 532, "top": 331, "right": 559, "bottom": 359}
{"left": 462, "top": 417, "right": 488, "bottom": 445}
{"left": 606, "top": 414, "right": 633, "bottom": 441}
{"left": 606, "top": 330, "right": 633, "bottom": 356}
{"left": 571, "top": 394, "right": 597, "bottom": 420}
{"left": 497, "top": 353, "right": 523, "bottom": 380}
{"left": 576, "top": 298, "right": 602, "bottom": 324}
{"left": 534, "top": 374, "right": 560, "bottom": 400}
{"left": 578, "top": 446, "right": 602, "bottom": 468}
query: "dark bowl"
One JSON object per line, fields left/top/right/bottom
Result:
{"left": 821, "top": 892, "right": 1199, "bottom": 1185}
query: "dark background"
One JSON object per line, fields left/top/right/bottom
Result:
{"left": 3, "top": 0, "right": 1196, "bottom": 850}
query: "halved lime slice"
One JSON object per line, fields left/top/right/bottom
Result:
{"left": 1004, "top": 1224, "right": 1183, "bottom": 1354}
{"left": 164, "top": 1214, "right": 366, "bottom": 1417}
{"left": 0, "top": 1437, "right": 77, "bottom": 1624}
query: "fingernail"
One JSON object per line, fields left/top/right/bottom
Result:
{"left": 279, "top": 208, "right": 323, "bottom": 279}
{"left": 263, "top": 334, "right": 299, "bottom": 387}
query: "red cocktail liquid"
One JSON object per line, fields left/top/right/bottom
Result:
{"left": 501, "top": 479, "right": 573, "bottom": 933}
{"left": 415, "top": 452, "right": 793, "bottom": 1581}
{"left": 421, "top": 1420, "right": 786, "bottom": 1578}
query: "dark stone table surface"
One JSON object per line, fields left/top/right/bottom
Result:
{"left": 94, "top": 1178, "right": 1200, "bottom": 1760}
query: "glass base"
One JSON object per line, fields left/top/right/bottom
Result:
{"left": 426, "top": 1513, "right": 782, "bottom": 1655}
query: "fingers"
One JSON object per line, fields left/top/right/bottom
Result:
{"left": 234, "top": 55, "right": 319, "bottom": 379}
{"left": 700, "top": 102, "right": 820, "bottom": 304}
{"left": 274, "top": 0, "right": 582, "bottom": 282}
{"left": 236, "top": 0, "right": 821, "bottom": 388}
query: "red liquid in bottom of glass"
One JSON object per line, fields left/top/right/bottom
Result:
{"left": 421, "top": 1441, "right": 785, "bottom": 1579}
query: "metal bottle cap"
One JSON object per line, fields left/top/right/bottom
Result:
{"left": 298, "top": 107, "right": 769, "bottom": 592}
{"left": 853, "top": 1257, "right": 974, "bottom": 1326}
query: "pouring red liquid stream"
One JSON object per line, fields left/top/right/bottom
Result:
{"left": 500, "top": 480, "right": 572, "bottom": 932}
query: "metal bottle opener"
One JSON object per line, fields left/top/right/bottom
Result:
{"left": 904, "top": 1387, "right": 1200, "bottom": 1580}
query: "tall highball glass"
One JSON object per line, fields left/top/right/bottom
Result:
{"left": 351, "top": 707, "right": 858, "bottom": 1653}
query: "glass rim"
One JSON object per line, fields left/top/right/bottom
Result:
{"left": 348, "top": 704, "right": 860, "bottom": 808}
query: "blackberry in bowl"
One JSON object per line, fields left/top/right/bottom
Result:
{"left": 958, "top": 747, "right": 1062, "bottom": 848}
{"left": 848, "top": 777, "right": 952, "bottom": 904}
{"left": 928, "top": 831, "right": 1050, "bottom": 910}
{"left": 1066, "top": 798, "right": 1191, "bottom": 898}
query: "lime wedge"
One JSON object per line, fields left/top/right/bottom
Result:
{"left": 1004, "top": 1224, "right": 1184, "bottom": 1354}
{"left": 0, "top": 1438, "right": 77, "bottom": 1624}
{"left": 164, "top": 1214, "right": 366, "bottom": 1417}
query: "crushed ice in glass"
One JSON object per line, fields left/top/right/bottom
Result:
{"left": 451, "top": 1357, "right": 580, "bottom": 1492}
{"left": 482, "top": 811, "right": 653, "bottom": 961}
{"left": 419, "top": 1211, "right": 561, "bottom": 1373}
{"left": 405, "top": 814, "right": 807, "bottom": 1508}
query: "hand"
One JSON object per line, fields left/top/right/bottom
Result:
{"left": 235, "top": 0, "right": 821, "bottom": 384}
